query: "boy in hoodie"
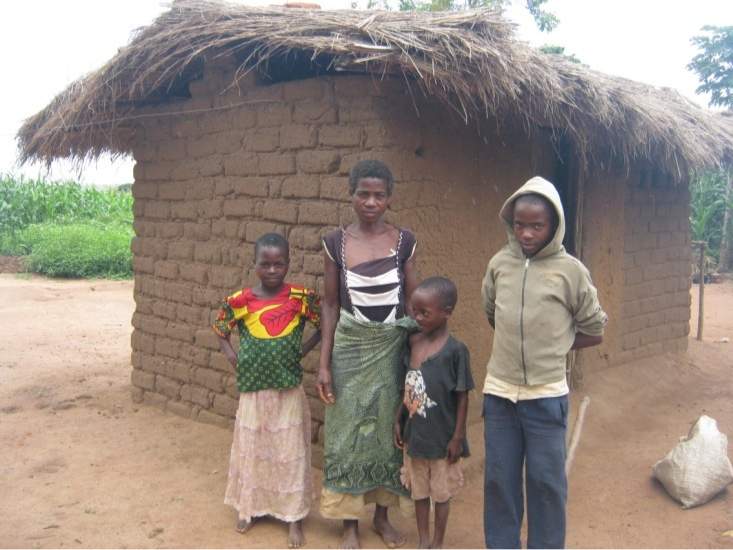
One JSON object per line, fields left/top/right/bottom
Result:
{"left": 481, "top": 176, "right": 607, "bottom": 549}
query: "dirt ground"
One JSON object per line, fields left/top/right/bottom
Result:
{"left": 1, "top": 273, "right": 732, "bottom": 549}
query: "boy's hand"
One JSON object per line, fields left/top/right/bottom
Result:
{"left": 393, "top": 421, "right": 404, "bottom": 450}
{"left": 446, "top": 437, "right": 462, "bottom": 464}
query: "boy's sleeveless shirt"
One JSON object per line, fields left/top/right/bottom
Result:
{"left": 213, "top": 284, "right": 320, "bottom": 392}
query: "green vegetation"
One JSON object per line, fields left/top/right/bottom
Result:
{"left": 0, "top": 176, "right": 133, "bottom": 278}
{"left": 689, "top": 170, "right": 732, "bottom": 264}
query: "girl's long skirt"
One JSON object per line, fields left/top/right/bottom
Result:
{"left": 224, "top": 386, "right": 312, "bottom": 523}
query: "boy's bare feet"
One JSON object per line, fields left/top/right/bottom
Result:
{"left": 236, "top": 518, "right": 253, "bottom": 534}
{"left": 341, "top": 519, "right": 360, "bottom": 549}
{"left": 288, "top": 520, "right": 305, "bottom": 548}
{"left": 373, "top": 507, "right": 406, "bottom": 548}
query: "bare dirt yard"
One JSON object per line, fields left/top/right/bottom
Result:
{"left": 1, "top": 273, "right": 732, "bottom": 548}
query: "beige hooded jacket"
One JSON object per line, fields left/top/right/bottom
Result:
{"left": 481, "top": 176, "right": 608, "bottom": 386}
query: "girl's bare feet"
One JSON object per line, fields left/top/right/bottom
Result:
{"left": 288, "top": 520, "right": 305, "bottom": 548}
{"left": 236, "top": 518, "right": 254, "bottom": 534}
{"left": 341, "top": 519, "right": 361, "bottom": 549}
{"left": 373, "top": 506, "right": 406, "bottom": 548}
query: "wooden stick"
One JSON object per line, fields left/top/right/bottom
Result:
{"left": 697, "top": 241, "right": 705, "bottom": 341}
{"left": 565, "top": 395, "right": 591, "bottom": 476}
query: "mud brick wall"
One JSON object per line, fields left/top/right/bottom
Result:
{"left": 615, "top": 180, "right": 691, "bottom": 364}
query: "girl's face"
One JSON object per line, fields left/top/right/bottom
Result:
{"left": 254, "top": 246, "right": 289, "bottom": 290}
{"left": 351, "top": 177, "right": 391, "bottom": 223}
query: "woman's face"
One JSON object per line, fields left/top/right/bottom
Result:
{"left": 351, "top": 177, "right": 391, "bottom": 223}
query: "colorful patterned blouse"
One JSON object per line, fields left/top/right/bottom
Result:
{"left": 212, "top": 284, "right": 321, "bottom": 393}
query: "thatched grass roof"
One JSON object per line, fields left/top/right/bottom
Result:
{"left": 16, "top": 0, "right": 733, "bottom": 182}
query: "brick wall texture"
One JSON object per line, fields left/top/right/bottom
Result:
{"left": 127, "top": 68, "right": 692, "bottom": 446}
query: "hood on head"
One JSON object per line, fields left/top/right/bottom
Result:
{"left": 499, "top": 176, "right": 566, "bottom": 259}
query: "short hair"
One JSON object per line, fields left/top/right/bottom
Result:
{"left": 416, "top": 276, "right": 458, "bottom": 310}
{"left": 513, "top": 193, "right": 559, "bottom": 229}
{"left": 254, "top": 232, "right": 289, "bottom": 259}
{"left": 348, "top": 160, "right": 395, "bottom": 196}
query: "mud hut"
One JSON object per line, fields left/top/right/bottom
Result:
{"left": 17, "top": 0, "right": 733, "bottom": 437}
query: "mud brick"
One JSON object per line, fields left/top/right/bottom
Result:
{"left": 195, "top": 329, "right": 221, "bottom": 350}
{"left": 181, "top": 384, "right": 212, "bottom": 408}
{"left": 165, "top": 322, "right": 195, "bottom": 343}
{"left": 181, "top": 343, "right": 210, "bottom": 367}
{"left": 187, "top": 135, "right": 219, "bottom": 158}
{"left": 170, "top": 201, "right": 197, "bottom": 220}
{"left": 131, "top": 386, "right": 145, "bottom": 403}
{"left": 178, "top": 303, "right": 207, "bottom": 325}
{"left": 228, "top": 176, "right": 269, "bottom": 197}
{"left": 132, "top": 180, "right": 158, "bottom": 199}
{"left": 283, "top": 79, "right": 324, "bottom": 101}
{"left": 224, "top": 375, "right": 239, "bottom": 399}
{"left": 193, "top": 367, "right": 225, "bottom": 392}
{"left": 299, "top": 201, "right": 339, "bottom": 225}
{"left": 193, "top": 286, "right": 223, "bottom": 308}
{"left": 210, "top": 351, "right": 234, "bottom": 373}
{"left": 195, "top": 199, "right": 223, "bottom": 219}
{"left": 133, "top": 256, "right": 155, "bottom": 274}
{"left": 222, "top": 198, "right": 254, "bottom": 217}
{"left": 185, "top": 180, "right": 215, "bottom": 201}
{"left": 224, "top": 221, "right": 241, "bottom": 238}
{"left": 153, "top": 299, "right": 178, "bottom": 321}
{"left": 196, "top": 409, "right": 231, "bottom": 429}
{"left": 179, "top": 263, "right": 208, "bottom": 285}
{"left": 224, "top": 153, "right": 259, "bottom": 176}
{"left": 143, "top": 391, "right": 168, "bottom": 410}
{"left": 280, "top": 125, "right": 318, "bottom": 150}
{"left": 262, "top": 199, "right": 299, "bottom": 223}
{"left": 212, "top": 393, "right": 239, "bottom": 417}
{"left": 296, "top": 150, "right": 340, "bottom": 174}
{"left": 131, "top": 330, "right": 156, "bottom": 354}
{"left": 215, "top": 131, "right": 245, "bottom": 155}
{"left": 145, "top": 161, "right": 176, "bottom": 181}
{"left": 232, "top": 108, "right": 258, "bottom": 129}
{"left": 153, "top": 261, "right": 178, "bottom": 280}
{"left": 288, "top": 226, "right": 324, "bottom": 251}
{"left": 166, "top": 400, "right": 194, "bottom": 419}
{"left": 302, "top": 253, "right": 322, "bottom": 275}
{"left": 139, "top": 315, "right": 167, "bottom": 337}
{"left": 319, "top": 125, "right": 362, "bottom": 147}
{"left": 255, "top": 103, "right": 291, "bottom": 127}
{"left": 165, "top": 242, "right": 193, "bottom": 262}
{"left": 210, "top": 266, "right": 242, "bottom": 289}
{"left": 145, "top": 201, "right": 170, "bottom": 220}
{"left": 259, "top": 153, "right": 296, "bottom": 175}
{"left": 131, "top": 368, "right": 156, "bottom": 391}
{"left": 246, "top": 127, "right": 279, "bottom": 152}
{"left": 319, "top": 176, "right": 350, "bottom": 201}
{"left": 194, "top": 243, "right": 222, "bottom": 264}
{"left": 288, "top": 272, "right": 316, "bottom": 289}
{"left": 155, "top": 337, "right": 180, "bottom": 359}
{"left": 156, "top": 375, "right": 182, "bottom": 399}
{"left": 279, "top": 176, "right": 318, "bottom": 199}
{"left": 293, "top": 101, "right": 337, "bottom": 124}
{"left": 245, "top": 221, "right": 283, "bottom": 242}
{"left": 157, "top": 222, "right": 182, "bottom": 239}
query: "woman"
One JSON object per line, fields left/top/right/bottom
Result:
{"left": 317, "top": 160, "right": 418, "bottom": 549}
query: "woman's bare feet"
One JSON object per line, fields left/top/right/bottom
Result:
{"left": 373, "top": 506, "right": 406, "bottom": 548}
{"left": 288, "top": 520, "right": 305, "bottom": 548}
{"left": 236, "top": 518, "right": 254, "bottom": 534}
{"left": 341, "top": 519, "right": 361, "bottom": 549}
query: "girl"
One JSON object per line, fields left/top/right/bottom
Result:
{"left": 316, "top": 160, "right": 418, "bottom": 549}
{"left": 213, "top": 232, "right": 320, "bottom": 549}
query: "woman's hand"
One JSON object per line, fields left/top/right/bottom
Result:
{"left": 316, "top": 365, "right": 336, "bottom": 404}
{"left": 446, "top": 437, "right": 462, "bottom": 464}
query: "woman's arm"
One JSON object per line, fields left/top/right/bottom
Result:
{"left": 403, "top": 254, "right": 418, "bottom": 316}
{"left": 301, "top": 330, "right": 322, "bottom": 357}
{"left": 316, "top": 253, "right": 340, "bottom": 404}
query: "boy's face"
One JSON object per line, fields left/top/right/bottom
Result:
{"left": 254, "top": 245, "right": 289, "bottom": 290}
{"left": 512, "top": 199, "right": 554, "bottom": 257}
{"left": 410, "top": 287, "right": 451, "bottom": 335}
{"left": 351, "top": 177, "right": 391, "bottom": 223}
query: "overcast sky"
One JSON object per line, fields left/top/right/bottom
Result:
{"left": 2, "top": 0, "right": 731, "bottom": 186}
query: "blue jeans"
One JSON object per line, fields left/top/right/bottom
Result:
{"left": 483, "top": 394, "right": 568, "bottom": 549}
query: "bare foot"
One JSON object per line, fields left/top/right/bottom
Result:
{"left": 236, "top": 518, "right": 254, "bottom": 534}
{"left": 341, "top": 519, "right": 361, "bottom": 549}
{"left": 288, "top": 520, "right": 305, "bottom": 548}
{"left": 373, "top": 514, "right": 406, "bottom": 548}
{"left": 418, "top": 538, "right": 432, "bottom": 549}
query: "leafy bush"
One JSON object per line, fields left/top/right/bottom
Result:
{"left": 0, "top": 176, "right": 134, "bottom": 278}
{"left": 689, "top": 170, "right": 731, "bottom": 262}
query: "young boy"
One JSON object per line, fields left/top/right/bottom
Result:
{"left": 394, "top": 276, "right": 475, "bottom": 549}
{"left": 481, "top": 176, "right": 608, "bottom": 549}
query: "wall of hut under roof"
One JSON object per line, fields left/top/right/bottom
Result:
{"left": 126, "top": 64, "right": 691, "bottom": 449}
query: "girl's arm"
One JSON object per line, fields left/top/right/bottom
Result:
{"left": 301, "top": 330, "right": 322, "bottom": 357}
{"left": 217, "top": 334, "right": 238, "bottom": 370}
{"left": 447, "top": 391, "right": 469, "bottom": 463}
{"left": 316, "top": 253, "right": 340, "bottom": 404}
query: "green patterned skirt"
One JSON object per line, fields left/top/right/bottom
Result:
{"left": 323, "top": 309, "right": 416, "bottom": 496}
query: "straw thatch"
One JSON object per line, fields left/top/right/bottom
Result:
{"left": 16, "top": 0, "right": 733, "bottom": 182}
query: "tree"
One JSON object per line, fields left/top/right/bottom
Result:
{"left": 689, "top": 26, "right": 733, "bottom": 270}
{"left": 689, "top": 26, "right": 733, "bottom": 109}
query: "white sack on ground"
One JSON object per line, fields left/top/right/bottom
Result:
{"left": 653, "top": 415, "right": 733, "bottom": 508}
